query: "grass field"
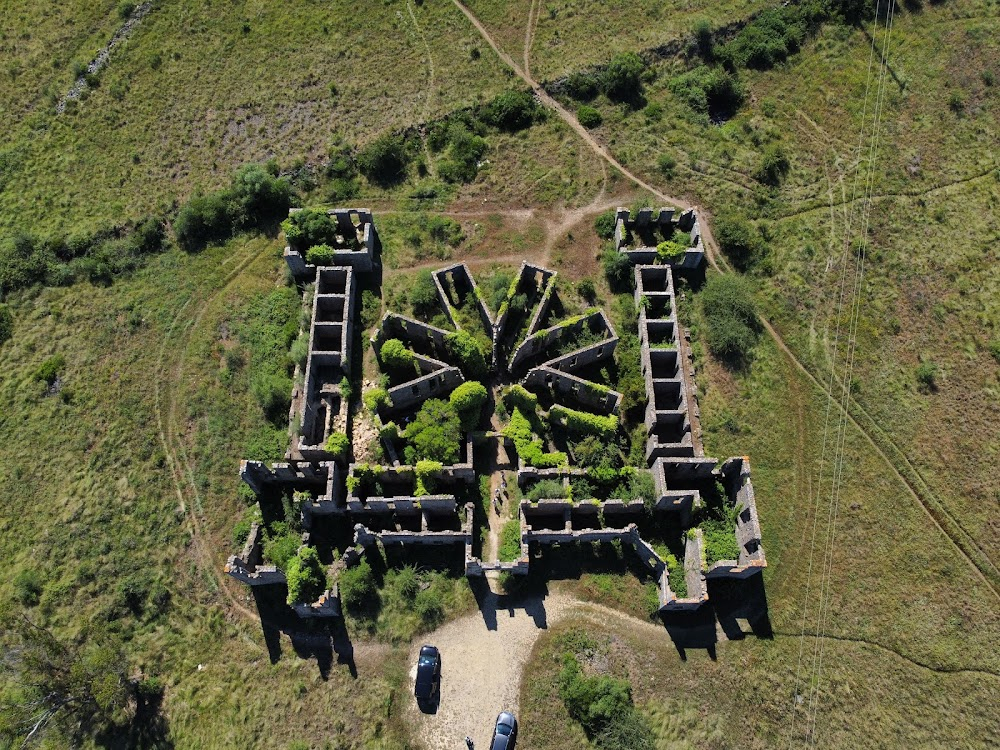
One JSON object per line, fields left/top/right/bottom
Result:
{"left": 1, "top": 0, "right": 999, "bottom": 747}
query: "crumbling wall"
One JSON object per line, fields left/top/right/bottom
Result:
{"left": 283, "top": 207, "right": 379, "bottom": 279}
{"left": 225, "top": 523, "right": 286, "bottom": 586}
{"left": 433, "top": 263, "right": 494, "bottom": 334}
{"left": 509, "top": 308, "right": 612, "bottom": 377}
{"left": 614, "top": 206, "right": 703, "bottom": 269}
{"left": 705, "top": 457, "right": 767, "bottom": 578}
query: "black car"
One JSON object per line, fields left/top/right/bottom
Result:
{"left": 489, "top": 711, "right": 518, "bottom": 750}
{"left": 413, "top": 645, "right": 441, "bottom": 704}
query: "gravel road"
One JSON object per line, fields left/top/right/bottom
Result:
{"left": 405, "top": 588, "right": 576, "bottom": 749}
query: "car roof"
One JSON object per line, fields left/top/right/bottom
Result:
{"left": 497, "top": 711, "right": 516, "bottom": 727}
{"left": 419, "top": 644, "right": 439, "bottom": 656}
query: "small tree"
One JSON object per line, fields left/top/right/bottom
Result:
{"left": 228, "top": 163, "right": 291, "bottom": 226}
{"left": 363, "top": 387, "right": 391, "bottom": 413}
{"left": 306, "top": 243, "right": 336, "bottom": 266}
{"left": 715, "top": 212, "right": 766, "bottom": 271}
{"left": 577, "top": 105, "right": 602, "bottom": 128}
{"left": 338, "top": 558, "right": 376, "bottom": 611}
{"left": 700, "top": 274, "right": 760, "bottom": 365}
{"left": 285, "top": 546, "right": 328, "bottom": 605}
{"left": 404, "top": 399, "right": 461, "bottom": 463}
{"left": 380, "top": 338, "right": 417, "bottom": 373}
{"left": 450, "top": 380, "right": 488, "bottom": 430}
{"left": 755, "top": 143, "right": 790, "bottom": 185}
{"left": 0, "top": 611, "right": 130, "bottom": 746}
{"left": 281, "top": 209, "right": 338, "bottom": 252}
{"left": 357, "top": 133, "right": 409, "bottom": 185}
{"left": 410, "top": 269, "right": 440, "bottom": 319}
{"left": 325, "top": 431, "right": 349, "bottom": 460}
{"left": 445, "top": 330, "right": 488, "bottom": 380}
{"left": 602, "top": 249, "right": 633, "bottom": 292}
{"left": 593, "top": 210, "right": 617, "bottom": 240}
{"left": 602, "top": 52, "right": 645, "bottom": 101}
{"left": 482, "top": 90, "right": 538, "bottom": 131}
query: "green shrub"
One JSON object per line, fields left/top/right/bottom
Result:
{"left": 414, "top": 588, "right": 444, "bottom": 627}
{"left": 14, "top": 568, "right": 43, "bottom": 607}
{"left": 701, "top": 517, "right": 740, "bottom": 566}
{"left": 380, "top": 338, "right": 417, "bottom": 373}
{"left": 565, "top": 71, "right": 600, "bottom": 100}
{"left": 987, "top": 339, "right": 1000, "bottom": 364}
{"left": 436, "top": 123, "right": 488, "bottom": 183}
{"left": 404, "top": 399, "right": 461, "bottom": 464}
{"left": 577, "top": 105, "right": 602, "bottom": 128}
{"left": 0, "top": 304, "right": 13, "bottom": 346}
{"left": 669, "top": 65, "right": 745, "bottom": 118}
{"left": 656, "top": 239, "right": 687, "bottom": 263}
{"left": 363, "top": 387, "right": 391, "bottom": 412}
{"left": 415, "top": 459, "right": 443, "bottom": 496}
{"left": 656, "top": 153, "right": 677, "bottom": 178}
{"left": 263, "top": 532, "right": 300, "bottom": 570}
{"left": 482, "top": 89, "right": 539, "bottom": 131}
{"left": 228, "top": 163, "right": 291, "bottom": 226}
{"left": 594, "top": 707, "right": 656, "bottom": 750}
{"left": 445, "top": 330, "right": 488, "bottom": 380}
{"left": 174, "top": 192, "right": 232, "bottom": 251}
{"left": 502, "top": 384, "right": 538, "bottom": 414}
{"left": 700, "top": 275, "right": 760, "bottom": 364}
{"left": 526, "top": 479, "right": 569, "bottom": 502}
{"left": 715, "top": 213, "right": 766, "bottom": 271}
{"left": 251, "top": 372, "right": 293, "bottom": 422}
{"left": 503, "top": 407, "right": 567, "bottom": 468}
{"left": 34, "top": 354, "right": 65, "bottom": 385}
{"left": 285, "top": 546, "right": 328, "bottom": 605}
{"left": 717, "top": 5, "right": 819, "bottom": 71}
{"left": 325, "top": 431, "right": 350, "bottom": 460}
{"left": 755, "top": 143, "right": 790, "bottom": 185}
{"left": 916, "top": 361, "right": 939, "bottom": 391}
{"left": 667, "top": 553, "right": 687, "bottom": 597}
{"left": 550, "top": 405, "right": 618, "bottom": 437}
{"left": 305, "top": 243, "right": 336, "bottom": 265}
{"left": 339, "top": 558, "right": 376, "bottom": 611}
{"left": 450, "top": 381, "right": 488, "bottom": 430}
{"left": 602, "top": 52, "right": 645, "bottom": 101}
{"left": 693, "top": 18, "right": 714, "bottom": 59}
{"left": 499, "top": 519, "right": 522, "bottom": 561}
{"left": 117, "top": 1, "right": 136, "bottom": 20}
{"left": 282, "top": 209, "right": 338, "bottom": 253}
{"left": 357, "top": 133, "right": 409, "bottom": 185}
{"left": 410, "top": 269, "right": 441, "bottom": 319}
{"left": 577, "top": 279, "right": 597, "bottom": 303}
{"left": 602, "top": 249, "right": 633, "bottom": 292}
{"left": 558, "top": 653, "right": 634, "bottom": 735}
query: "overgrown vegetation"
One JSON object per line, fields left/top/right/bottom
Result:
{"left": 699, "top": 274, "right": 760, "bottom": 366}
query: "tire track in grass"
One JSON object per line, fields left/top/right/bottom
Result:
{"left": 452, "top": 0, "right": 1000, "bottom": 602}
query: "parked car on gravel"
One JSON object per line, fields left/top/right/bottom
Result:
{"left": 414, "top": 644, "right": 441, "bottom": 706}
{"left": 489, "top": 711, "right": 518, "bottom": 750}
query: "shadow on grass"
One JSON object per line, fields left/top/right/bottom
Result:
{"left": 251, "top": 586, "right": 357, "bottom": 679}
{"left": 95, "top": 683, "right": 173, "bottom": 749}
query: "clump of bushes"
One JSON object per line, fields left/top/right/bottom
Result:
{"left": 601, "top": 52, "right": 646, "bottom": 102}
{"left": 432, "top": 121, "right": 488, "bottom": 183}
{"left": 550, "top": 404, "right": 618, "bottom": 438}
{"left": 715, "top": 213, "right": 767, "bottom": 271}
{"left": 34, "top": 354, "right": 65, "bottom": 385}
{"left": 498, "top": 519, "right": 522, "bottom": 561}
{"left": 700, "top": 274, "right": 760, "bottom": 365}
{"left": 526, "top": 479, "right": 569, "bottom": 502}
{"left": 504, "top": 408, "right": 567, "bottom": 468}
{"left": 285, "top": 546, "right": 328, "bottom": 606}
{"left": 577, "top": 105, "right": 602, "bottom": 128}
{"left": 410, "top": 269, "right": 441, "bottom": 320}
{"left": 379, "top": 338, "right": 418, "bottom": 374}
{"left": 357, "top": 133, "right": 410, "bottom": 186}
{"left": 325, "top": 431, "right": 349, "bottom": 460}
{"left": 450, "top": 380, "right": 488, "bottom": 430}
{"left": 558, "top": 650, "right": 654, "bottom": 750}
{"left": 339, "top": 558, "right": 377, "bottom": 612}
{"left": 916, "top": 361, "right": 939, "bottom": 392}
{"left": 481, "top": 89, "right": 541, "bottom": 131}
{"left": 175, "top": 163, "right": 291, "bottom": 251}
{"left": 363, "top": 387, "right": 391, "bottom": 413}
{"left": 601, "top": 249, "right": 633, "bottom": 292}
{"left": 404, "top": 398, "right": 462, "bottom": 464}
{"left": 282, "top": 209, "right": 339, "bottom": 253}
{"left": 669, "top": 65, "right": 745, "bottom": 119}
{"left": 445, "top": 330, "right": 489, "bottom": 380}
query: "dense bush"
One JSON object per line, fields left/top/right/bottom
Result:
{"left": 700, "top": 274, "right": 760, "bottom": 364}
{"left": 325, "top": 431, "right": 350, "bottom": 460}
{"left": 558, "top": 653, "right": 634, "bottom": 736}
{"left": 502, "top": 384, "right": 538, "bottom": 414}
{"left": 498, "top": 519, "right": 522, "bottom": 561}
{"left": 577, "top": 105, "right": 602, "bottom": 128}
{"left": 339, "top": 558, "right": 377, "bottom": 612}
{"left": 304, "top": 243, "right": 335, "bottom": 265}
{"left": 593, "top": 210, "right": 617, "bottom": 240}
{"left": 357, "top": 133, "right": 409, "bottom": 185}
{"left": 0, "top": 304, "right": 12, "bottom": 345}
{"left": 715, "top": 213, "right": 766, "bottom": 271}
{"left": 436, "top": 122, "right": 488, "bottom": 183}
{"left": 550, "top": 404, "right": 618, "bottom": 437}
{"left": 175, "top": 164, "right": 290, "bottom": 251}
{"left": 602, "top": 52, "right": 645, "bottom": 101}
{"left": 34, "top": 354, "right": 65, "bottom": 385}
{"left": 504, "top": 408, "right": 567, "bottom": 468}
{"left": 526, "top": 479, "right": 569, "bottom": 502}
{"left": 445, "top": 330, "right": 488, "bottom": 380}
{"left": 263, "top": 530, "right": 300, "bottom": 570}
{"left": 755, "top": 143, "right": 791, "bottom": 185}
{"left": 602, "top": 249, "right": 633, "bottom": 292}
{"left": 380, "top": 338, "right": 417, "bottom": 373}
{"left": 565, "top": 71, "right": 600, "bottom": 100}
{"left": 717, "top": 6, "right": 814, "bottom": 70}
{"left": 669, "top": 65, "right": 746, "bottom": 118}
{"left": 482, "top": 90, "right": 539, "bottom": 131}
{"left": 363, "top": 387, "right": 391, "bottom": 412}
{"left": 410, "top": 269, "right": 441, "bottom": 319}
{"left": 656, "top": 239, "right": 687, "bottom": 263}
{"left": 282, "top": 209, "right": 339, "bottom": 253}
{"left": 450, "top": 380, "right": 488, "bottom": 430}
{"left": 285, "top": 546, "right": 328, "bottom": 605}
{"left": 916, "top": 361, "right": 939, "bottom": 391}
{"left": 404, "top": 399, "right": 461, "bottom": 464}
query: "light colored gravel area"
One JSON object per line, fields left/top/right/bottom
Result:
{"left": 405, "top": 590, "right": 576, "bottom": 749}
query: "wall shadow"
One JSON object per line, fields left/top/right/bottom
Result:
{"left": 707, "top": 573, "right": 773, "bottom": 641}
{"left": 250, "top": 585, "right": 357, "bottom": 679}
{"left": 470, "top": 576, "right": 550, "bottom": 631}
{"left": 659, "top": 603, "right": 718, "bottom": 661}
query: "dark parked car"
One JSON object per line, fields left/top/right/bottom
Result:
{"left": 414, "top": 645, "right": 441, "bottom": 704}
{"left": 489, "top": 711, "right": 518, "bottom": 750}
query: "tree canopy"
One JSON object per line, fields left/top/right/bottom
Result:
{"left": 404, "top": 399, "right": 461, "bottom": 464}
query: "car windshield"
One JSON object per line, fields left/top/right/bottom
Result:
{"left": 418, "top": 656, "right": 435, "bottom": 667}
{"left": 496, "top": 723, "right": 512, "bottom": 736}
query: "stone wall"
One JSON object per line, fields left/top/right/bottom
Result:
{"left": 509, "top": 308, "right": 612, "bottom": 377}
{"left": 433, "top": 263, "right": 494, "bottom": 333}
{"left": 705, "top": 457, "right": 767, "bottom": 578}
{"left": 283, "top": 207, "right": 378, "bottom": 278}
{"left": 614, "top": 206, "right": 703, "bottom": 269}
{"left": 224, "top": 523, "right": 286, "bottom": 586}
